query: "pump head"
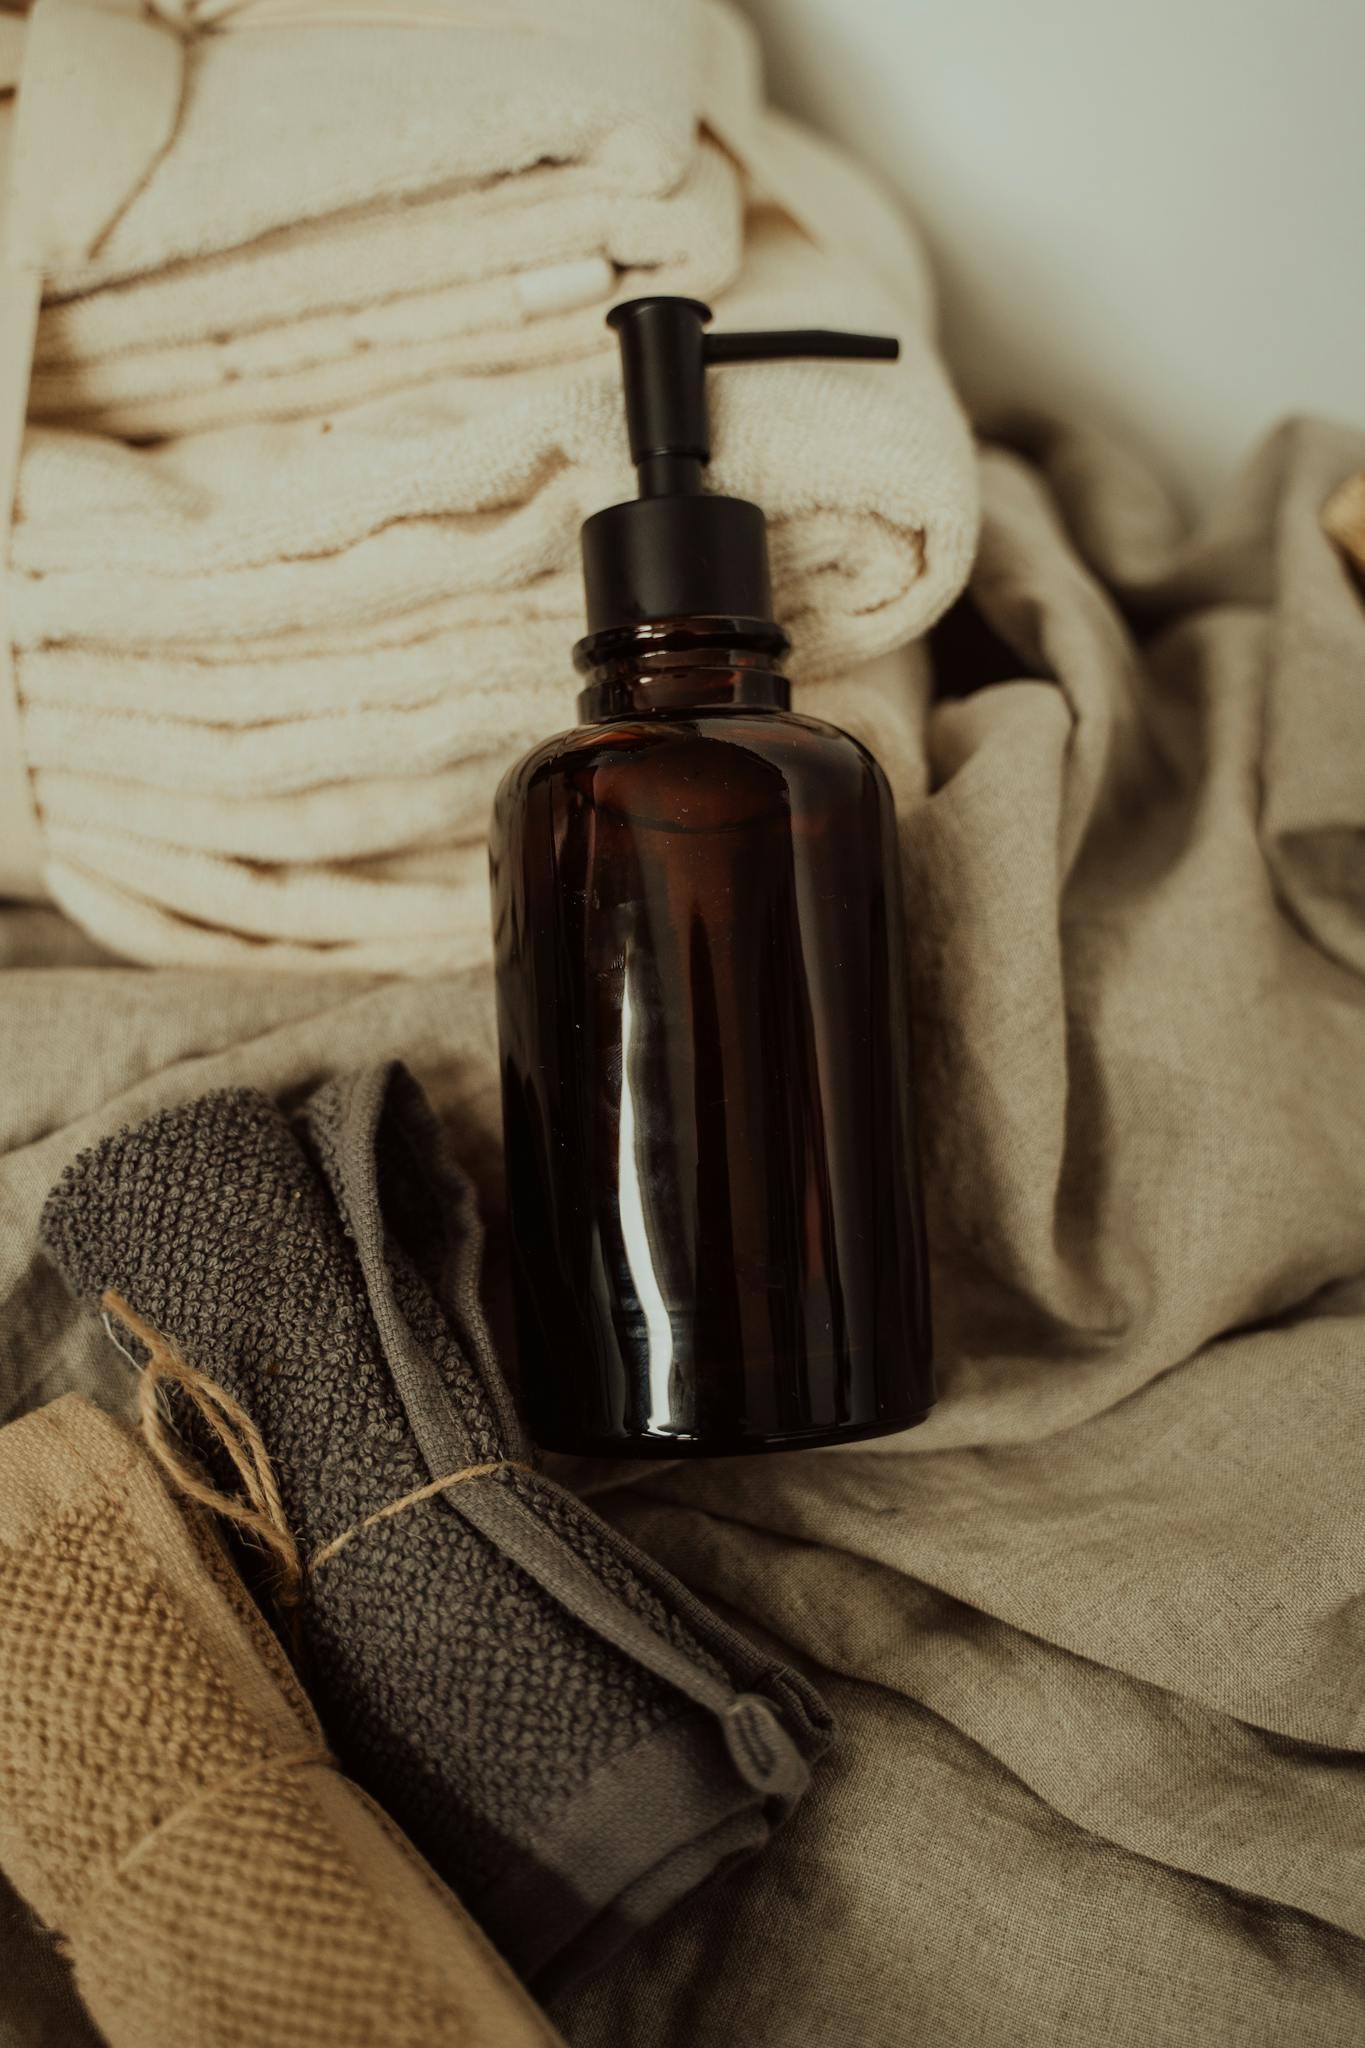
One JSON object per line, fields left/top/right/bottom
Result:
{"left": 579, "top": 296, "right": 900, "bottom": 642}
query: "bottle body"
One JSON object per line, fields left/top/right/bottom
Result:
{"left": 490, "top": 636, "right": 932, "bottom": 1457}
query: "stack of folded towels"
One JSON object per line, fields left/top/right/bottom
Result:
{"left": 4, "top": 0, "right": 976, "bottom": 969}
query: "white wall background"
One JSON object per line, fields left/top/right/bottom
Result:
{"left": 740, "top": 0, "right": 1365, "bottom": 509}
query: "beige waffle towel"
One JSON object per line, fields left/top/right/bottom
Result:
{"left": 0, "top": 1392, "right": 561, "bottom": 2048}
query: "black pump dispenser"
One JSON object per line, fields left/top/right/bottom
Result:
{"left": 490, "top": 286, "right": 936, "bottom": 1458}
{"left": 579, "top": 296, "right": 900, "bottom": 639}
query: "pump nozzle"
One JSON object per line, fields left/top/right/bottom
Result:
{"left": 580, "top": 294, "right": 900, "bottom": 641}
{"left": 606, "top": 296, "right": 899, "bottom": 498}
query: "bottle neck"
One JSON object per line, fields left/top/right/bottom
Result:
{"left": 573, "top": 616, "right": 791, "bottom": 724}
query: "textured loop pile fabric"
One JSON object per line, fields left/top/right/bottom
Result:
{"left": 0, "top": 0, "right": 976, "bottom": 967}
{"left": 0, "top": 1393, "right": 562, "bottom": 2048}
{"left": 39, "top": 1060, "right": 833, "bottom": 1995}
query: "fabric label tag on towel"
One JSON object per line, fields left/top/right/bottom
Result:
{"left": 722, "top": 1695, "right": 810, "bottom": 1800}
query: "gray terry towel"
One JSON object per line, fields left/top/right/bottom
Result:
{"left": 39, "top": 1062, "right": 831, "bottom": 1995}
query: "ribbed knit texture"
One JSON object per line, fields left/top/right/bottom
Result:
{"left": 39, "top": 1061, "right": 832, "bottom": 1990}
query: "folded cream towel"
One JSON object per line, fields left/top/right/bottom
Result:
{"left": 23, "top": 0, "right": 718, "bottom": 433}
{"left": 44, "top": 0, "right": 698, "bottom": 291}
{"left": 3, "top": 0, "right": 976, "bottom": 970}
{"left": 27, "top": 4, "right": 932, "bottom": 437}
{"left": 31, "top": 144, "right": 743, "bottom": 433}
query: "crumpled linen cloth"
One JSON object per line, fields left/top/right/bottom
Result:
{"left": 3, "top": 411, "right": 1365, "bottom": 2045}
{"left": 0, "top": 1390, "right": 559, "bottom": 2048}
{"left": 1, "top": 0, "right": 976, "bottom": 968}
{"left": 39, "top": 1061, "right": 832, "bottom": 1995}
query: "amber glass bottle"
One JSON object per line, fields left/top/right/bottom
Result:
{"left": 489, "top": 300, "right": 933, "bottom": 1456}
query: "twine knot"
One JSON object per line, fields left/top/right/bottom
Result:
{"left": 100, "top": 1290, "right": 528, "bottom": 1623}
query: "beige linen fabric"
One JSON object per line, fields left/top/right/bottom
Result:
{"left": 0, "top": 1393, "right": 560, "bottom": 2048}
{"left": 0, "top": 0, "right": 976, "bottom": 966}
{"left": 1323, "top": 469, "right": 1365, "bottom": 579}
{"left": 0, "top": 91, "right": 41, "bottom": 897}
{"left": 1, "top": 414, "right": 1363, "bottom": 2043}
{"left": 553, "top": 414, "right": 1365, "bottom": 2045}
{"left": 565, "top": 1666, "right": 1365, "bottom": 2048}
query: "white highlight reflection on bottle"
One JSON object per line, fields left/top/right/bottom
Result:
{"left": 615, "top": 973, "right": 674, "bottom": 1427}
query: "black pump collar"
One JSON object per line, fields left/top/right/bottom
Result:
{"left": 580, "top": 297, "right": 900, "bottom": 637}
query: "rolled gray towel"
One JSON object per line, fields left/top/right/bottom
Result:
{"left": 40, "top": 1062, "right": 831, "bottom": 1994}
